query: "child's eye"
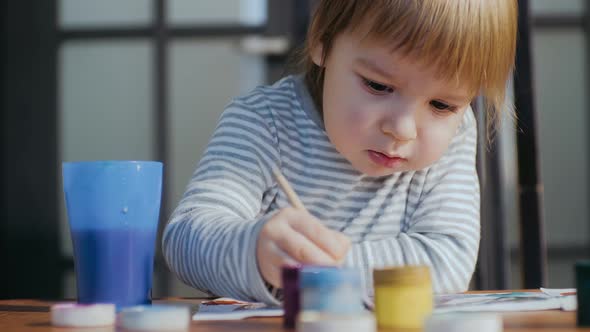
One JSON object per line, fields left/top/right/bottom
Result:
{"left": 430, "top": 100, "right": 457, "bottom": 113}
{"left": 363, "top": 78, "right": 394, "bottom": 94}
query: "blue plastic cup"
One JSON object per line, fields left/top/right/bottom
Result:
{"left": 62, "top": 161, "right": 163, "bottom": 309}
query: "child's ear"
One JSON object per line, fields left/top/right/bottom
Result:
{"left": 310, "top": 42, "right": 324, "bottom": 67}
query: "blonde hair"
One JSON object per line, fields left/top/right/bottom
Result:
{"left": 302, "top": 0, "right": 518, "bottom": 136}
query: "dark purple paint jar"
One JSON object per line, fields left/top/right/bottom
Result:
{"left": 282, "top": 264, "right": 301, "bottom": 328}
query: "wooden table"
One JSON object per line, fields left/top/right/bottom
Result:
{"left": 0, "top": 298, "right": 588, "bottom": 332}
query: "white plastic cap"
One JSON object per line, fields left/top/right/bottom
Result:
{"left": 424, "top": 313, "right": 503, "bottom": 332}
{"left": 118, "top": 305, "right": 190, "bottom": 331}
{"left": 297, "top": 312, "right": 376, "bottom": 332}
{"left": 51, "top": 303, "right": 116, "bottom": 327}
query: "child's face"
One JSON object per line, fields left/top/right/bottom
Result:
{"left": 314, "top": 30, "right": 473, "bottom": 177}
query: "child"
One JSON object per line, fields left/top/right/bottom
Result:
{"left": 163, "top": 0, "right": 517, "bottom": 305}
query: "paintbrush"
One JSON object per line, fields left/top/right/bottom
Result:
{"left": 272, "top": 168, "right": 307, "bottom": 212}
{"left": 272, "top": 168, "right": 373, "bottom": 311}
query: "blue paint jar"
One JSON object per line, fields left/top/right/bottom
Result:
{"left": 299, "top": 266, "right": 364, "bottom": 314}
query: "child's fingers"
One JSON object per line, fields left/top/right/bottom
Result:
{"left": 286, "top": 212, "right": 350, "bottom": 261}
{"left": 268, "top": 242, "right": 299, "bottom": 267}
{"left": 273, "top": 227, "right": 337, "bottom": 265}
{"left": 332, "top": 233, "right": 351, "bottom": 264}
{"left": 257, "top": 242, "right": 298, "bottom": 288}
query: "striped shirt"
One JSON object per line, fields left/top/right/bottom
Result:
{"left": 162, "top": 75, "right": 480, "bottom": 305}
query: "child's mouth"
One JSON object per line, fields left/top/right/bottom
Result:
{"left": 368, "top": 150, "right": 406, "bottom": 168}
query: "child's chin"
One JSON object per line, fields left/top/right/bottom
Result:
{"left": 372, "top": 170, "right": 401, "bottom": 177}
{"left": 357, "top": 165, "right": 402, "bottom": 178}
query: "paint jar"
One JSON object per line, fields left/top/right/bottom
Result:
{"left": 299, "top": 266, "right": 363, "bottom": 314}
{"left": 373, "top": 265, "right": 433, "bottom": 329}
{"left": 297, "top": 266, "right": 375, "bottom": 332}
{"left": 282, "top": 265, "right": 301, "bottom": 328}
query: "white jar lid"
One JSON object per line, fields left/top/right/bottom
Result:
{"left": 425, "top": 313, "right": 503, "bottom": 332}
{"left": 118, "top": 305, "right": 190, "bottom": 331}
{"left": 51, "top": 303, "right": 116, "bottom": 327}
{"left": 297, "top": 312, "right": 376, "bottom": 332}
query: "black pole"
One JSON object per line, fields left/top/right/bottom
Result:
{"left": 585, "top": 0, "right": 590, "bottom": 260}
{"left": 154, "top": 0, "right": 169, "bottom": 296}
{"left": 474, "top": 97, "right": 508, "bottom": 290}
{"left": 514, "top": 0, "right": 547, "bottom": 288}
{"left": 1, "top": 0, "right": 61, "bottom": 298}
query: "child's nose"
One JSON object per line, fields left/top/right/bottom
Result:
{"left": 381, "top": 106, "right": 417, "bottom": 141}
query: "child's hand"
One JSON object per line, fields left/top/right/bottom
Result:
{"left": 256, "top": 207, "right": 351, "bottom": 288}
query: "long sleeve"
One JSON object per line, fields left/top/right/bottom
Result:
{"left": 162, "top": 101, "right": 281, "bottom": 305}
{"left": 163, "top": 75, "right": 481, "bottom": 302}
{"left": 345, "top": 111, "right": 480, "bottom": 294}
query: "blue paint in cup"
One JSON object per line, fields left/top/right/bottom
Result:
{"left": 63, "top": 161, "right": 162, "bottom": 310}
{"left": 299, "top": 266, "right": 364, "bottom": 314}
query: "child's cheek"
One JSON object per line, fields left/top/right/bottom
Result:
{"left": 423, "top": 124, "right": 458, "bottom": 160}
{"left": 346, "top": 104, "right": 375, "bottom": 133}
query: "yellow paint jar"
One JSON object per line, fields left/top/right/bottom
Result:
{"left": 373, "top": 265, "right": 433, "bottom": 329}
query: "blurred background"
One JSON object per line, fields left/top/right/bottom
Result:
{"left": 0, "top": 0, "right": 588, "bottom": 299}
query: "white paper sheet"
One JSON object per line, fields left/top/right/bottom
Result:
{"left": 192, "top": 288, "right": 577, "bottom": 321}
{"left": 433, "top": 289, "right": 577, "bottom": 313}
{"left": 193, "top": 298, "right": 283, "bottom": 321}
